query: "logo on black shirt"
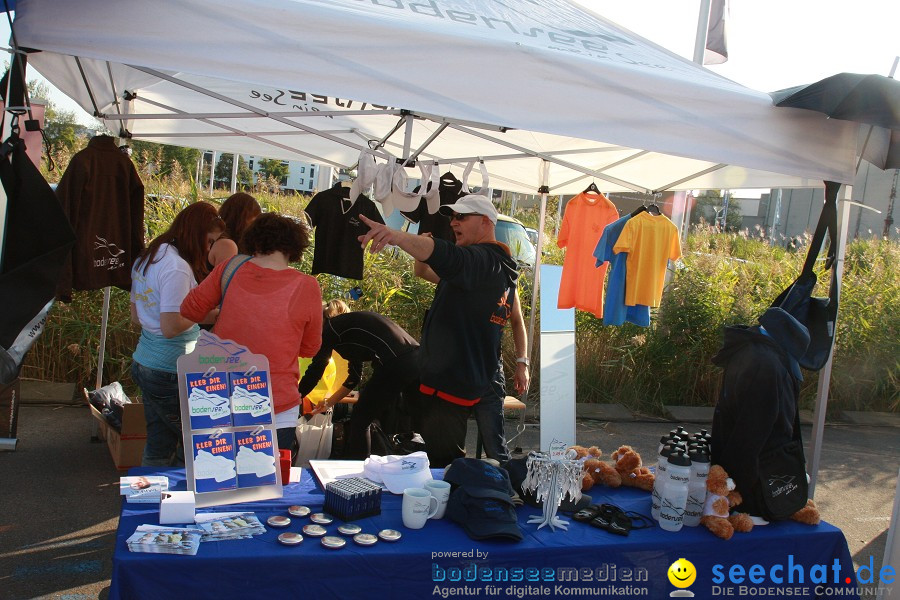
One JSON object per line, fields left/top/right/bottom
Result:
{"left": 490, "top": 288, "right": 513, "bottom": 326}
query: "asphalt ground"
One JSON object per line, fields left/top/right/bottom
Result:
{"left": 0, "top": 404, "right": 897, "bottom": 600}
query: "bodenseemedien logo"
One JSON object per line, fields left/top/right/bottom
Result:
{"left": 668, "top": 558, "right": 696, "bottom": 597}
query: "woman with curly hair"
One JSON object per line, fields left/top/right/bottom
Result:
{"left": 181, "top": 213, "right": 323, "bottom": 452}
{"left": 208, "top": 192, "right": 262, "bottom": 267}
{"left": 130, "top": 201, "right": 224, "bottom": 466}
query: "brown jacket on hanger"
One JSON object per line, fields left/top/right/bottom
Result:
{"left": 55, "top": 135, "right": 144, "bottom": 301}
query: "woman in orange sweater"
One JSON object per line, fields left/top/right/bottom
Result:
{"left": 181, "top": 213, "right": 323, "bottom": 452}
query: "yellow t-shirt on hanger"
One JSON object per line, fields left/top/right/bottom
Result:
{"left": 612, "top": 212, "right": 682, "bottom": 307}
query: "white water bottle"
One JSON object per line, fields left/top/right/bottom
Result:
{"left": 659, "top": 449, "right": 691, "bottom": 532}
{"left": 651, "top": 444, "right": 673, "bottom": 520}
{"left": 683, "top": 449, "right": 709, "bottom": 527}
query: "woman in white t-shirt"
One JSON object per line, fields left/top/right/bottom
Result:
{"left": 130, "top": 202, "right": 224, "bottom": 467}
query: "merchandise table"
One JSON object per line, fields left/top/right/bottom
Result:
{"left": 111, "top": 467, "right": 859, "bottom": 600}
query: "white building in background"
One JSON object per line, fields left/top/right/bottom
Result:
{"left": 244, "top": 156, "right": 321, "bottom": 194}
{"left": 205, "top": 150, "right": 333, "bottom": 195}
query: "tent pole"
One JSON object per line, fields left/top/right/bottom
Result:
{"left": 401, "top": 114, "right": 414, "bottom": 164}
{"left": 95, "top": 287, "right": 111, "bottom": 390}
{"left": 808, "top": 192, "right": 881, "bottom": 497}
{"left": 231, "top": 153, "right": 239, "bottom": 193}
{"left": 692, "top": 0, "right": 712, "bottom": 64}
{"left": 447, "top": 124, "right": 648, "bottom": 193}
{"left": 208, "top": 151, "right": 216, "bottom": 196}
{"left": 517, "top": 161, "right": 550, "bottom": 437}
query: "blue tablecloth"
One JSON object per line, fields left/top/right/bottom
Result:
{"left": 111, "top": 467, "right": 859, "bottom": 600}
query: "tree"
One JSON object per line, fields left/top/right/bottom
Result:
{"left": 257, "top": 158, "right": 289, "bottom": 186}
{"left": 214, "top": 154, "right": 253, "bottom": 188}
{"left": 27, "top": 79, "right": 83, "bottom": 160}
{"left": 690, "top": 189, "right": 742, "bottom": 231}
{"left": 131, "top": 140, "right": 201, "bottom": 180}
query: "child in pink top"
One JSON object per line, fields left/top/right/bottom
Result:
{"left": 181, "top": 213, "right": 323, "bottom": 451}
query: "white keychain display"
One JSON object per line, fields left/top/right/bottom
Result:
{"left": 521, "top": 450, "right": 583, "bottom": 531}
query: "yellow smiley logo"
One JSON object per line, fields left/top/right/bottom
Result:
{"left": 668, "top": 558, "right": 696, "bottom": 588}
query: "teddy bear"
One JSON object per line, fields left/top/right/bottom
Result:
{"left": 790, "top": 499, "right": 821, "bottom": 525}
{"left": 567, "top": 445, "right": 622, "bottom": 491}
{"left": 699, "top": 465, "right": 754, "bottom": 540}
{"left": 611, "top": 445, "right": 655, "bottom": 492}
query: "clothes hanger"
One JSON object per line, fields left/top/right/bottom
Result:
{"left": 629, "top": 205, "right": 648, "bottom": 217}
{"left": 646, "top": 200, "right": 661, "bottom": 215}
{"left": 584, "top": 181, "right": 601, "bottom": 195}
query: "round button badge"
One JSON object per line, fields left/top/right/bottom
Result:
{"left": 310, "top": 513, "right": 333, "bottom": 525}
{"left": 288, "top": 505, "right": 311, "bottom": 518}
{"left": 321, "top": 535, "right": 346, "bottom": 549}
{"left": 337, "top": 523, "right": 362, "bottom": 536}
{"left": 277, "top": 532, "right": 303, "bottom": 546}
{"left": 378, "top": 529, "right": 402, "bottom": 542}
{"left": 267, "top": 516, "right": 291, "bottom": 528}
{"left": 353, "top": 533, "right": 378, "bottom": 546}
{"left": 302, "top": 524, "right": 327, "bottom": 537}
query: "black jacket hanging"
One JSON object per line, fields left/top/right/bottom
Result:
{"left": 55, "top": 135, "right": 145, "bottom": 300}
{"left": 0, "top": 130, "right": 75, "bottom": 383}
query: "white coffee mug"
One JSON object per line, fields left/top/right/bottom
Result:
{"left": 424, "top": 480, "right": 451, "bottom": 519}
{"left": 402, "top": 487, "right": 439, "bottom": 529}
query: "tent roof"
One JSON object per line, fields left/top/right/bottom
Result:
{"left": 11, "top": 0, "right": 858, "bottom": 193}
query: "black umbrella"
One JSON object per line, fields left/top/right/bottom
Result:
{"left": 771, "top": 73, "right": 900, "bottom": 129}
{"left": 771, "top": 73, "right": 900, "bottom": 170}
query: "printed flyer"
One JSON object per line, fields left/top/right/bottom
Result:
{"left": 192, "top": 432, "right": 237, "bottom": 493}
{"left": 229, "top": 371, "right": 272, "bottom": 427}
{"left": 235, "top": 430, "right": 277, "bottom": 487}
{"left": 186, "top": 371, "right": 232, "bottom": 430}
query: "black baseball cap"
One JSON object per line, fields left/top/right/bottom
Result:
{"left": 444, "top": 459, "right": 523, "bottom": 542}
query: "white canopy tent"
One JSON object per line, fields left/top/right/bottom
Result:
{"left": 5, "top": 0, "right": 866, "bottom": 491}
{"left": 9, "top": 0, "right": 858, "bottom": 194}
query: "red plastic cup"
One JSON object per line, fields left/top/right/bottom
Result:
{"left": 279, "top": 449, "right": 292, "bottom": 485}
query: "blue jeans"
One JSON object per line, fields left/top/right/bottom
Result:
{"left": 131, "top": 362, "right": 185, "bottom": 467}
{"left": 472, "top": 367, "right": 510, "bottom": 463}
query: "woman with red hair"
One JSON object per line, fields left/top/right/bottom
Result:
{"left": 208, "top": 192, "right": 262, "bottom": 267}
{"left": 130, "top": 201, "right": 224, "bottom": 466}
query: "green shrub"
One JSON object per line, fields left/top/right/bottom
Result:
{"left": 23, "top": 190, "right": 899, "bottom": 414}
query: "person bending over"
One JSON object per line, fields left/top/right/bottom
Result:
{"left": 299, "top": 299, "right": 421, "bottom": 459}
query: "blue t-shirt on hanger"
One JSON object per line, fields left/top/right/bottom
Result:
{"left": 593, "top": 215, "right": 651, "bottom": 327}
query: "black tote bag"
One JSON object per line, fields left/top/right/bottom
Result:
{"left": 769, "top": 181, "right": 840, "bottom": 371}
{"left": 755, "top": 409, "right": 809, "bottom": 520}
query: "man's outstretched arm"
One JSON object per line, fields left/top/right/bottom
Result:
{"left": 358, "top": 214, "right": 435, "bottom": 261}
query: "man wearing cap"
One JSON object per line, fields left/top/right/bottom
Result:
{"left": 412, "top": 224, "right": 529, "bottom": 465}
{"left": 359, "top": 195, "right": 520, "bottom": 467}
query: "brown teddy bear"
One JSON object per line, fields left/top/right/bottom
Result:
{"left": 790, "top": 499, "right": 821, "bottom": 525}
{"left": 700, "top": 465, "right": 754, "bottom": 540}
{"left": 568, "top": 445, "right": 622, "bottom": 491}
{"left": 611, "top": 445, "right": 655, "bottom": 492}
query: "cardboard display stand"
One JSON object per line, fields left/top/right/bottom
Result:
{"left": 177, "top": 331, "right": 282, "bottom": 508}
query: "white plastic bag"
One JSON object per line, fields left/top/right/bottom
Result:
{"left": 294, "top": 411, "right": 333, "bottom": 467}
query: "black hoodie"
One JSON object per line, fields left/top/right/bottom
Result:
{"left": 420, "top": 238, "right": 519, "bottom": 402}
{"left": 710, "top": 325, "right": 801, "bottom": 514}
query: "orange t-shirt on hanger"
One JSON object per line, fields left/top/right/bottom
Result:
{"left": 557, "top": 191, "right": 619, "bottom": 318}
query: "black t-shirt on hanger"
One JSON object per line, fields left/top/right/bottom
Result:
{"left": 304, "top": 184, "right": 385, "bottom": 280}
{"left": 401, "top": 172, "right": 463, "bottom": 243}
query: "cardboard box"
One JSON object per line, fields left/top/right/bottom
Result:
{"left": 0, "top": 378, "right": 20, "bottom": 439}
{"left": 83, "top": 388, "right": 147, "bottom": 469}
{"left": 106, "top": 428, "right": 146, "bottom": 470}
